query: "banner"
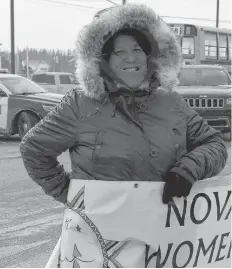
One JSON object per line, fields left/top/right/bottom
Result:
{"left": 46, "top": 176, "right": 231, "bottom": 268}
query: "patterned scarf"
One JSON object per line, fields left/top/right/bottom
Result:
{"left": 101, "top": 58, "right": 160, "bottom": 129}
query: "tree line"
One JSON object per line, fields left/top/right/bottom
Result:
{"left": 0, "top": 48, "right": 76, "bottom": 74}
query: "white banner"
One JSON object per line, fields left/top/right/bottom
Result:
{"left": 46, "top": 177, "right": 231, "bottom": 268}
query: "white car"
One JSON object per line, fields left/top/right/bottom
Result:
{"left": 31, "top": 72, "right": 78, "bottom": 94}
{"left": 0, "top": 74, "right": 63, "bottom": 140}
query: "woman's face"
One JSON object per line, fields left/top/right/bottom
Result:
{"left": 109, "top": 35, "right": 148, "bottom": 88}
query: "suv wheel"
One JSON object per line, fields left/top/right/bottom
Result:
{"left": 18, "top": 112, "right": 39, "bottom": 140}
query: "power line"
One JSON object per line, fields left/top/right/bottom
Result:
{"left": 21, "top": 0, "right": 232, "bottom": 23}
{"left": 25, "top": 0, "right": 99, "bottom": 10}
{"left": 57, "top": 0, "right": 97, "bottom": 1}
{"left": 65, "top": 0, "right": 119, "bottom": 5}
{"left": 161, "top": 15, "right": 231, "bottom": 24}
{"left": 58, "top": 0, "right": 107, "bottom": 1}
{"left": 36, "top": 0, "right": 118, "bottom": 6}
{"left": 106, "top": 0, "right": 118, "bottom": 5}
{"left": 56, "top": 0, "right": 118, "bottom": 3}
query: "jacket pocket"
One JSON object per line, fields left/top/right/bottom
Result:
{"left": 77, "top": 131, "right": 104, "bottom": 163}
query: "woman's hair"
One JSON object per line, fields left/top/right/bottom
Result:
{"left": 101, "top": 28, "right": 151, "bottom": 61}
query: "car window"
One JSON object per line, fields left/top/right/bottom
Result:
{"left": 0, "top": 77, "right": 47, "bottom": 95}
{"left": 0, "top": 88, "right": 7, "bottom": 97}
{"left": 179, "top": 68, "right": 231, "bottom": 86}
{"left": 32, "top": 74, "right": 55, "bottom": 85}
{"left": 59, "top": 75, "right": 71, "bottom": 84}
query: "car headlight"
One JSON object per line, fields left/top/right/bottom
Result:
{"left": 226, "top": 98, "right": 231, "bottom": 105}
{"left": 42, "top": 104, "right": 56, "bottom": 112}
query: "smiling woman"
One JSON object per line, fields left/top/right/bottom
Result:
{"left": 102, "top": 28, "right": 153, "bottom": 88}
{"left": 19, "top": 4, "right": 228, "bottom": 268}
{"left": 108, "top": 35, "right": 148, "bottom": 88}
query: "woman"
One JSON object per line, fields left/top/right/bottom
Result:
{"left": 20, "top": 3, "right": 227, "bottom": 267}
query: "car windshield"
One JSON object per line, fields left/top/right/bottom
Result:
{"left": 179, "top": 68, "right": 231, "bottom": 86}
{"left": 0, "top": 76, "right": 47, "bottom": 95}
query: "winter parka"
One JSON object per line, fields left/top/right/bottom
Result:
{"left": 20, "top": 4, "right": 227, "bottom": 204}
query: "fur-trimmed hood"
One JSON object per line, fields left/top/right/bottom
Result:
{"left": 75, "top": 4, "right": 182, "bottom": 100}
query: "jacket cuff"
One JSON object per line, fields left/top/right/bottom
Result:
{"left": 53, "top": 187, "right": 69, "bottom": 204}
{"left": 53, "top": 174, "right": 70, "bottom": 204}
{"left": 169, "top": 166, "right": 196, "bottom": 185}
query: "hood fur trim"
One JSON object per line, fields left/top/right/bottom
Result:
{"left": 75, "top": 4, "right": 182, "bottom": 100}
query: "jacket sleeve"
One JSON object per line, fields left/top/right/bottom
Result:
{"left": 170, "top": 97, "right": 228, "bottom": 184}
{"left": 20, "top": 89, "right": 80, "bottom": 204}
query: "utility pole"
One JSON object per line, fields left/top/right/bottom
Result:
{"left": 216, "top": 0, "right": 220, "bottom": 28}
{"left": 26, "top": 47, "right": 29, "bottom": 79}
{"left": 10, "top": 0, "right": 15, "bottom": 74}
{"left": 0, "top": 43, "right": 2, "bottom": 69}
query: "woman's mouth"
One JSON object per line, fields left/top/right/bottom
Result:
{"left": 122, "top": 67, "right": 139, "bottom": 72}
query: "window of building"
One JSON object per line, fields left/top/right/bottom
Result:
{"left": 228, "top": 34, "right": 231, "bottom": 60}
{"left": 218, "top": 34, "right": 228, "bottom": 60}
{"left": 205, "top": 32, "right": 217, "bottom": 59}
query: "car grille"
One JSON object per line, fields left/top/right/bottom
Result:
{"left": 184, "top": 98, "right": 224, "bottom": 108}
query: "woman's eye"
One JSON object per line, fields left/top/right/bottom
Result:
{"left": 114, "top": 50, "right": 124, "bottom": 55}
{"left": 134, "top": 48, "right": 142, "bottom": 52}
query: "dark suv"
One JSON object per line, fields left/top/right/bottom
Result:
{"left": 176, "top": 65, "right": 231, "bottom": 137}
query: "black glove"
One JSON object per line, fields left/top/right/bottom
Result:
{"left": 162, "top": 172, "right": 192, "bottom": 204}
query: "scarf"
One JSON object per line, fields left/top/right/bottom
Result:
{"left": 101, "top": 58, "right": 160, "bottom": 129}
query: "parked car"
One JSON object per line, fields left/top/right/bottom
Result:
{"left": 31, "top": 72, "right": 78, "bottom": 94}
{"left": 0, "top": 68, "right": 9, "bottom": 73}
{"left": 176, "top": 65, "right": 231, "bottom": 138}
{"left": 0, "top": 74, "right": 63, "bottom": 140}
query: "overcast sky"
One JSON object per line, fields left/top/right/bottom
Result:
{"left": 0, "top": 0, "right": 231, "bottom": 51}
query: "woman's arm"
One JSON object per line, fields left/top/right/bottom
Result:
{"left": 20, "top": 89, "right": 80, "bottom": 203}
{"left": 170, "top": 97, "right": 228, "bottom": 184}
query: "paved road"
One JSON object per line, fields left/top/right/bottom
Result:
{"left": 0, "top": 136, "right": 71, "bottom": 268}
{"left": 0, "top": 135, "right": 231, "bottom": 268}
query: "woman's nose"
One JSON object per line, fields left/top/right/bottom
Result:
{"left": 125, "top": 54, "right": 136, "bottom": 63}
